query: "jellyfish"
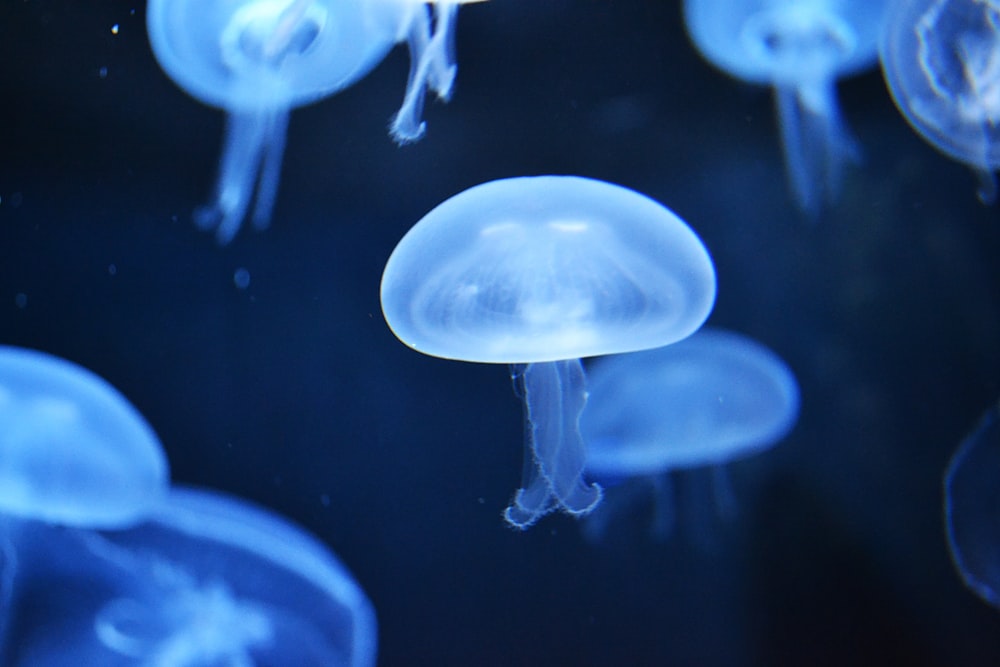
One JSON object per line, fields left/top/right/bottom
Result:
{"left": 683, "top": 0, "right": 888, "bottom": 214}
{"left": 5, "top": 485, "right": 377, "bottom": 667}
{"left": 579, "top": 328, "right": 799, "bottom": 541}
{"left": 0, "top": 346, "right": 169, "bottom": 663}
{"left": 944, "top": 398, "right": 1000, "bottom": 608}
{"left": 146, "top": 0, "right": 475, "bottom": 244}
{"left": 380, "top": 176, "right": 717, "bottom": 529}
{"left": 881, "top": 0, "right": 1000, "bottom": 203}
{"left": 0, "top": 346, "right": 168, "bottom": 529}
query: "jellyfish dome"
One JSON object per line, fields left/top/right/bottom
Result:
{"left": 581, "top": 327, "right": 800, "bottom": 479}
{"left": 880, "top": 0, "right": 1000, "bottom": 202}
{"left": 7, "top": 486, "right": 377, "bottom": 667}
{"left": 0, "top": 346, "right": 168, "bottom": 529}
{"left": 381, "top": 175, "right": 716, "bottom": 528}
{"left": 945, "top": 399, "right": 1000, "bottom": 608}
{"left": 683, "top": 0, "right": 888, "bottom": 213}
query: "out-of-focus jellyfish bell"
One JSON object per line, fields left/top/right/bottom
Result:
{"left": 683, "top": 0, "right": 887, "bottom": 215}
{"left": 580, "top": 328, "right": 799, "bottom": 541}
{"left": 147, "top": 0, "right": 476, "bottom": 243}
{"left": 0, "top": 346, "right": 168, "bottom": 529}
{"left": 9, "top": 486, "right": 377, "bottom": 667}
{"left": 944, "top": 399, "right": 1000, "bottom": 608}
{"left": 880, "top": 0, "right": 1000, "bottom": 203}
{"left": 380, "top": 176, "right": 716, "bottom": 529}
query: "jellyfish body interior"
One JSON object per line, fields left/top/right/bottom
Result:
{"left": 580, "top": 328, "right": 799, "bottom": 541}
{"left": 683, "top": 0, "right": 886, "bottom": 214}
{"left": 6, "top": 486, "right": 377, "bottom": 667}
{"left": 0, "top": 346, "right": 168, "bottom": 530}
{"left": 380, "top": 175, "right": 716, "bottom": 529}
{"left": 146, "top": 0, "right": 468, "bottom": 243}
{"left": 880, "top": 0, "right": 1000, "bottom": 203}
{"left": 944, "top": 398, "right": 1000, "bottom": 608}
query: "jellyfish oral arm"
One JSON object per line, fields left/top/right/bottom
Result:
{"left": 194, "top": 107, "right": 290, "bottom": 245}
{"left": 775, "top": 79, "right": 860, "bottom": 215}
{"left": 503, "top": 359, "right": 603, "bottom": 530}
{"left": 390, "top": 2, "right": 459, "bottom": 143}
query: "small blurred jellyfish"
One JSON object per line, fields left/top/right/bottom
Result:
{"left": 0, "top": 346, "right": 169, "bottom": 662}
{"left": 881, "top": 0, "right": 1000, "bottom": 203}
{"left": 579, "top": 328, "right": 799, "bottom": 543}
{"left": 944, "top": 398, "right": 1000, "bottom": 608}
{"left": 380, "top": 176, "right": 716, "bottom": 529}
{"left": 5, "top": 485, "right": 376, "bottom": 666}
{"left": 146, "top": 0, "right": 480, "bottom": 243}
{"left": 683, "top": 0, "right": 888, "bottom": 215}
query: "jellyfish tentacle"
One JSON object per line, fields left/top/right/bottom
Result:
{"left": 390, "top": 2, "right": 459, "bottom": 143}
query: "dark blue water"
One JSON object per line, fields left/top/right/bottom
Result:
{"left": 0, "top": 1, "right": 998, "bottom": 665}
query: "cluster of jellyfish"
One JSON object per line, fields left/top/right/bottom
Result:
{"left": 4, "top": 0, "right": 1000, "bottom": 663}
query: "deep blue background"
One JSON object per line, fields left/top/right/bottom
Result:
{"left": 1, "top": 1, "right": 999, "bottom": 665}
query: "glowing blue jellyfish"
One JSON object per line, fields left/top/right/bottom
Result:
{"left": 945, "top": 399, "right": 1000, "bottom": 608}
{"left": 0, "top": 346, "right": 168, "bottom": 529}
{"left": 683, "top": 0, "right": 888, "bottom": 214}
{"left": 380, "top": 176, "right": 716, "bottom": 529}
{"left": 580, "top": 328, "right": 799, "bottom": 540}
{"left": 147, "top": 0, "right": 473, "bottom": 243}
{"left": 8, "top": 486, "right": 376, "bottom": 666}
{"left": 881, "top": 0, "right": 1000, "bottom": 203}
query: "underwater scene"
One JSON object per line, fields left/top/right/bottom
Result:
{"left": 0, "top": 0, "right": 999, "bottom": 665}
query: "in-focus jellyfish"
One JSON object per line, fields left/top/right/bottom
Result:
{"left": 147, "top": 0, "right": 476, "bottom": 243}
{"left": 380, "top": 175, "right": 716, "bottom": 529}
{"left": 0, "top": 346, "right": 168, "bottom": 529}
{"left": 580, "top": 328, "right": 799, "bottom": 541}
{"left": 944, "top": 398, "right": 1000, "bottom": 608}
{"left": 6, "top": 485, "right": 377, "bottom": 667}
{"left": 881, "top": 0, "right": 1000, "bottom": 203}
{"left": 683, "top": 0, "right": 887, "bottom": 214}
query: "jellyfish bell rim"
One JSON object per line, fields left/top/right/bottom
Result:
{"left": 379, "top": 175, "right": 717, "bottom": 364}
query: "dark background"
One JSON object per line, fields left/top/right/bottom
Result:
{"left": 1, "top": 1, "right": 999, "bottom": 665}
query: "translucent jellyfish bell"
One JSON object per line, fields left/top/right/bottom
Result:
{"left": 9, "top": 486, "right": 377, "bottom": 666}
{"left": 580, "top": 328, "right": 799, "bottom": 540}
{"left": 881, "top": 0, "right": 1000, "bottom": 203}
{"left": 147, "top": 0, "right": 471, "bottom": 243}
{"left": 381, "top": 175, "right": 716, "bottom": 529}
{"left": 944, "top": 399, "right": 1000, "bottom": 608}
{"left": 683, "top": 0, "right": 888, "bottom": 214}
{"left": 0, "top": 346, "right": 168, "bottom": 529}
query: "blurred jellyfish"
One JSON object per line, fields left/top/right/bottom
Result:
{"left": 944, "top": 398, "right": 1000, "bottom": 608}
{"left": 0, "top": 346, "right": 169, "bottom": 663}
{"left": 683, "top": 0, "right": 888, "bottom": 214}
{"left": 146, "top": 0, "right": 477, "bottom": 243}
{"left": 881, "top": 0, "right": 1000, "bottom": 203}
{"left": 380, "top": 175, "right": 716, "bottom": 529}
{"left": 6, "top": 485, "right": 376, "bottom": 667}
{"left": 0, "top": 346, "right": 168, "bottom": 529}
{"left": 579, "top": 328, "right": 799, "bottom": 542}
